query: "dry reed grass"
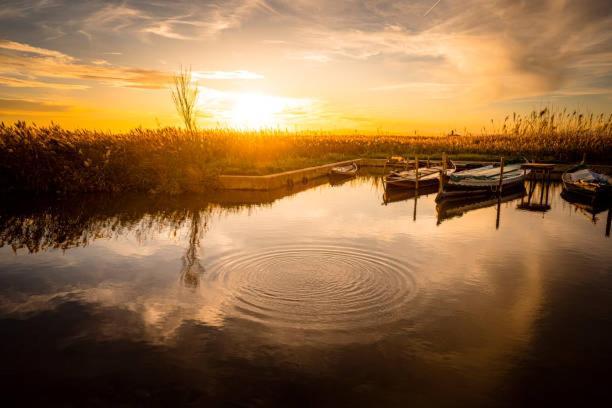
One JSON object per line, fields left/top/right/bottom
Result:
{"left": 1, "top": 108, "right": 610, "bottom": 193}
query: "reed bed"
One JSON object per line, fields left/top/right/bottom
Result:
{"left": 1, "top": 109, "right": 610, "bottom": 193}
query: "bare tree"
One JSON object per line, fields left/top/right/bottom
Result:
{"left": 171, "top": 66, "right": 199, "bottom": 132}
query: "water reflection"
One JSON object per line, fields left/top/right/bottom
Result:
{"left": 0, "top": 176, "right": 611, "bottom": 405}
{"left": 517, "top": 179, "right": 552, "bottom": 213}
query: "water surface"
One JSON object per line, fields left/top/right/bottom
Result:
{"left": 1, "top": 175, "right": 610, "bottom": 406}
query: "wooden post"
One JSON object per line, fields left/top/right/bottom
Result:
{"left": 498, "top": 157, "right": 504, "bottom": 193}
{"left": 582, "top": 152, "right": 587, "bottom": 164}
{"left": 415, "top": 155, "right": 419, "bottom": 190}
{"left": 427, "top": 156, "right": 430, "bottom": 168}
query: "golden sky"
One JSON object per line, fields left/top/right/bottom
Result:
{"left": 0, "top": 0, "right": 611, "bottom": 133}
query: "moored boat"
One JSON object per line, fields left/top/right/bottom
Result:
{"left": 330, "top": 162, "right": 358, "bottom": 177}
{"left": 436, "top": 160, "right": 530, "bottom": 202}
{"left": 384, "top": 161, "right": 456, "bottom": 189}
{"left": 561, "top": 164, "right": 612, "bottom": 199}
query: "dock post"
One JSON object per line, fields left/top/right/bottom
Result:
{"left": 582, "top": 152, "right": 587, "bottom": 164}
{"left": 427, "top": 156, "right": 430, "bottom": 168}
{"left": 498, "top": 157, "right": 505, "bottom": 193}
{"left": 415, "top": 155, "right": 419, "bottom": 190}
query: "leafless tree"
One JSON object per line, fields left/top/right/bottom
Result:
{"left": 171, "top": 66, "right": 199, "bottom": 132}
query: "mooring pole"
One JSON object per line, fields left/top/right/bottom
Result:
{"left": 498, "top": 157, "right": 505, "bottom": 193}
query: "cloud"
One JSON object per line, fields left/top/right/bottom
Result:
{"left": 0, "top": 98, "right": 69, "bottom": 113}
{"left": 193, "top": 70, "right": 264, "bottom": 80}
{"left": 0, "top": 75, "right": 89, "bottom": 90}
{"left": 278, "top": 0, "right": 612, "bottom": 101}
{"left": 0, "top": 44, "right": 172, "bottom": 89}
{"left": 0, "top": 39, "right": 266, "bottom": 91}
{"left": 0, "top": 38, "right": 70, "bottom": 59}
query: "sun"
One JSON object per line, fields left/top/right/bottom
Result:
{"left": 199, "top": 88, "right": 313, "bottom": 130}
{"left": 228, "top": 93, "right": 287, "bottom": 129}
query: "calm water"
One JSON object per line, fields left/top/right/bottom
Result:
{"left": 1, "top": 175, "right": 611, "bottom": 406}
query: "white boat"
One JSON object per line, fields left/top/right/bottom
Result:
{"left": 329, "top": 162, "right": 358, "bottom": 177}
{"left": 436, "top": 160, "right": 530, "bottom": 202}
{"left": 384, "top": 161, "right": 456, "bottom": 189}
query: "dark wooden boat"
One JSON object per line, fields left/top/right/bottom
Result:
{"left": 329, "top": 162, "right": 358, "bottom": 177}
{"left": 561, "top": 163, "right": 611, "bottom": 199}
{"left": 384, "top": 161, "right": 456, "bottom": 189}
{"left": 436, "top": 160, "right": 530, "bottom": 202}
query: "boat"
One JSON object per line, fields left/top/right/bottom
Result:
{"left": 384, "top": 161, "right": 456, "bottom": 189}
{"left": 436, "top": 160, "right": 530, "bottom": 202}
{"left": 329, "top": 162, "right": 358, "bottom": 177}
{"left": 561, "top": 163, "right": 612, "bottom": 199}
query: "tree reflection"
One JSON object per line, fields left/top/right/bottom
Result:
{"left": 0, "top": 194, "right": 242, "bottom": 287}
{"left": 180, "top": 210, "right": 207, "bottom": 288}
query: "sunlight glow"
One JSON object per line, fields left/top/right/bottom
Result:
{"left": 199, "top": 88, "right": 313, "bottom": 130}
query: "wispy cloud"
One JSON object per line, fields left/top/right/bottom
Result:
{"left": 0, "top": 41, "right": 171, "bottom": 89}
{"left": 193, "top": 70, "right": 264, "bottom": 80}
{"left": 0, "top": 39, "right": 266, "bottom": 90}
{"left": 0, "top": 98, "right": 69, "bottom": 113}
{"left": 0, "top": 75, "right": 89, "bottom": 90}
{"left": 0, "top": 39, "right": 71, "bottom": 59}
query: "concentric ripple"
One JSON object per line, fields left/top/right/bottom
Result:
{"left": 206, "top": 245, "right": 419, "bottom": 330}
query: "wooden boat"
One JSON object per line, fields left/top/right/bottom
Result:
{"left": 436, "top": 160, "right": 530, "bottom": 202}
{"left": 561, "top": 163, "right": 611, "bottom": 199}
{"left": 329, "top": 162, "right": 358, "bottom": 177}
{"left": 384, "top": 161, "right": 456, "bottom": 189}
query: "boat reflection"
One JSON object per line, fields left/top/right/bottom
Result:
{"left": 516, "top": 180, "right": 552, "bottom": 213}
{"left": 436, "top": 187, "right": 526, "bottom": 227}
{"left": 381, "top": 185, "right": 438, "bottom": 205}
{"left": 561, "top": 190, "right": 612, "bottom": 236}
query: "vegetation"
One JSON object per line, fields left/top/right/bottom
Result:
{"left": 0, "top": 108, "right": 610, "bottom": 194}
{"left": 171, "top": 66, "right": 199, "bottom": 132}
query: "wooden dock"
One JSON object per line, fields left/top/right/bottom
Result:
{"left": 218, "top": 159, "right": 611, "bottom": 191}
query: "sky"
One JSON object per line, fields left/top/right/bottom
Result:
{"left": 0, "top": 0, "right": 611, "bottom": 133}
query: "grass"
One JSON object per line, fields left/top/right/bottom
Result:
{"left": 1, "top": 108, "right": 610, "bottom": 194}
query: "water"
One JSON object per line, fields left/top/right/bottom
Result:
{"left": 1, "top": 175, "right": 611, "bottom": 406}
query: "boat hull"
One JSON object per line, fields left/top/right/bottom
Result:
{"left": 329, "top": 163, "right": 358, "bottom": 177}
{"left": 384, "top": 166, "right": 455, "bottom": 190}
{"left": 384, "top": 176, "right": 441, "bottom": 189}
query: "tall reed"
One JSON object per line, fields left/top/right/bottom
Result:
{"left": 1, "top": 109, "right": 610, "bottom": 193}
